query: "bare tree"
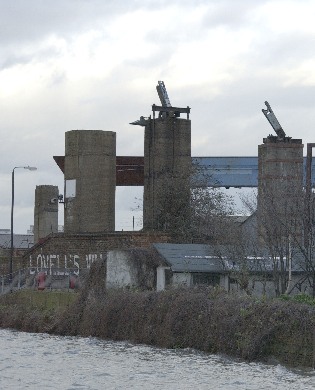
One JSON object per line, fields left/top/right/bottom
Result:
{"left": 189, "top": 184, "right": 236, "bottom": 243}
{"left": 237, "top": 181, "right": 315, "bottom": 297}
{"left": 144, "top": 162, "right": 237, "bottom": 243}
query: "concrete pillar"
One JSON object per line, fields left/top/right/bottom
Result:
{"left": 143, "top": 117, "right": 191, "bottom": 231}
{"left": 156, "top": 266, "right": 169, "bottom": 291}
{"left": 64, "top": 130, "right": 116, "bottom": 233}
{"left": 34, "top": 185, "right": 59, "bottom": 243}
{"left": 258, "top": 138, "right": 304, "bottom": 243}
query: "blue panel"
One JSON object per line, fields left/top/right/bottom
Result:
{"left": 192, "top": 157, "right": 315, "bottom": 188}
{"left": 192, "top": 157, "right": 258, "bottom": 188}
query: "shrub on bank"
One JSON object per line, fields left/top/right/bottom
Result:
{"left": 54, "top": 286, "right": 315, "bottom": 367}
{"left": 0, "top": 290, "right": 77, "bottom": 332}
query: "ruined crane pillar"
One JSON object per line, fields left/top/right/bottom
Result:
{"left": 258, "top": 102, "right": 303, "bottom": 244}
{"left": 143, "top": 116, "right": 191, "bottom": 231}
{"left": 142, "top": 82, "right": 191, "bottom": 232}
{"left": 130, "top": 82, "right": 192, "bottom": 234}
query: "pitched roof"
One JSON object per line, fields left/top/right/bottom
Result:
{"left": 153, "top": 243, "right": 226, "bottom": 273}
{"left": 0, "top": 234, "right": 34, "bottom": 249}
{"left": 153, "top": 243, "right": 306, "bottom": 274}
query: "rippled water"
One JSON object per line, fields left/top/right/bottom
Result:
{"left": 0, "top": 329, "right": 314, "bottom": 389}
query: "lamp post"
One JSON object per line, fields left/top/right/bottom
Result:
{"left": 9, "top": 166, "right": 37, "bottom": 285}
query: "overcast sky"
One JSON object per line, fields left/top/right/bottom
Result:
{"left": 1, "top": 0, "right": 315, "bottom": 233}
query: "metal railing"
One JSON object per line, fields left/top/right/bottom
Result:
{"left": 0, "top": 267, "right": 90, "bottom": 295}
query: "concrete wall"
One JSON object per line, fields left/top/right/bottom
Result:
{"left": 156, "top": 266, "right": 170, "bottom": 291}
{"left": 106, "top": 251, "right": 135, "bottom": 288}
{"left": 64, "top": 130, "right": 116, "bottom": 233}
{"left": 106, "top": 249, "right": 157, "bottom": 290}
{"left": 34, "top": 185, "right": 59, "bottom": 243}
{"left": 143, "top": 117, "right": 191, "bottom": 231}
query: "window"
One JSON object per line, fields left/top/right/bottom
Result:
{"left": 65, "top": 179, "right": 76, "bottom": 198}
{"left": 192, "top": 273, "right": 220, "bottom": 286}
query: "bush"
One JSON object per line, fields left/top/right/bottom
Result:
{"left": 279, "top": 293, "right": 315, "bottom": 306}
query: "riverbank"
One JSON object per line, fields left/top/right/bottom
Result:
{"left": 0, "top": 261, "right": 315, "bottom": 368}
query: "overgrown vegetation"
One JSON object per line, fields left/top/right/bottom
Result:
{"left": 54, "top": 287, "right": 315, "bottom": 367}
{"left": 0, "top": 290, "right": 77, "bottom": 332}
{"left": 279, "top": 293, "right": 315, "bottom": 305}
{"left": 1, "top": 262, "right": 315, "bottom": 368}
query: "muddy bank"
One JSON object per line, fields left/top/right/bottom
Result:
{"left": 1, "top": 261, "right": 315, "bottom": 368}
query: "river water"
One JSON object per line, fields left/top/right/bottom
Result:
{"left": 0, "top": 329, "right": 314, "bottom": 389}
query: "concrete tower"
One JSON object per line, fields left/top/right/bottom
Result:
{"left": 34, "top": 185, "right": 59, "bottom": 243}
{"left": 64, "top": 130, "right": 116, "bottom": 233}
{"left": 258, "top": 138, "right": 304, "bottom": 243}
{"left": 258, "top": 101, "right": 304, "bottom": 246}
{"left": 143, "top": 114, "right": 191, "bottom": 231}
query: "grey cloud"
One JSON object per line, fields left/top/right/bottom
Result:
{"left": 143, "top": 0, "right": 263, "bottom": 45}
{"left": 145, "top": 27, "right": 203, "bottom": 48}
{"left": 0, "top": 0, "right": 205, "bottom": 71}
{"left": 0, "top": 0, "right": 206, "bottom": 49}
{"left": 0, "top": 0, "right": 138, "bottom": 46}
{"left": 201, "top": 0, "right": 267, "bottom": 30}
{"left": 247, "top": 32, "right": 315, "bottom": 68}
{"left": 177, "top": 68, "right": 315, "bottom": 156}
{"left": 0, "top": 45, "right": 62, "bottom": 70}
{"left": 1, "top": 0, "right": 251, "bottom": 51}
{"left": 0, "top": 53, "right": 34, "bottom": 69}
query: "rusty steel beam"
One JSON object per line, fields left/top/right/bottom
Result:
{"left": 116, "top": 156, "right": 144, "bottom": 186}
{"left": 151, "top": 104, "right": 190, "bottom": 114}
{"left": 53, "top": 156, "right": 145, "bottom": 186}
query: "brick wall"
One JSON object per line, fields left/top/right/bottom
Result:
{"left": 1, "top": 248, "right": 29, "bottom": 276}
{"left": 23, "top": 232, "right": 170, "bottom": 275}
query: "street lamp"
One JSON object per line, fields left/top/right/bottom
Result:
{"left": 9, "top": 166, "right": 37, "bottom": 285}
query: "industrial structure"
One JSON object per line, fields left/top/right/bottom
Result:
{"left": 53, "top": 82, "right": 192, "bottom": 233}
{"left": 142, "top": 81, "right": 191, "bottom": 230}
{"left": 258, "top": 102, "right": 304, "bottom": 244}
{"left": 49, "top": 86, "right": 315, "bottom": 239}
{"left": 34, "top": 185, "right": 59, "bottom": 243}
{"left": 64, "top": 130, "right": 116, "bottom": 233}
{"left": 2, "top": 81, "right": 315, "bottom": 297}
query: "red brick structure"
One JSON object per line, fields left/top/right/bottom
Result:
{"left": 23, "top": 232, "right": 170, "bottom": 275}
